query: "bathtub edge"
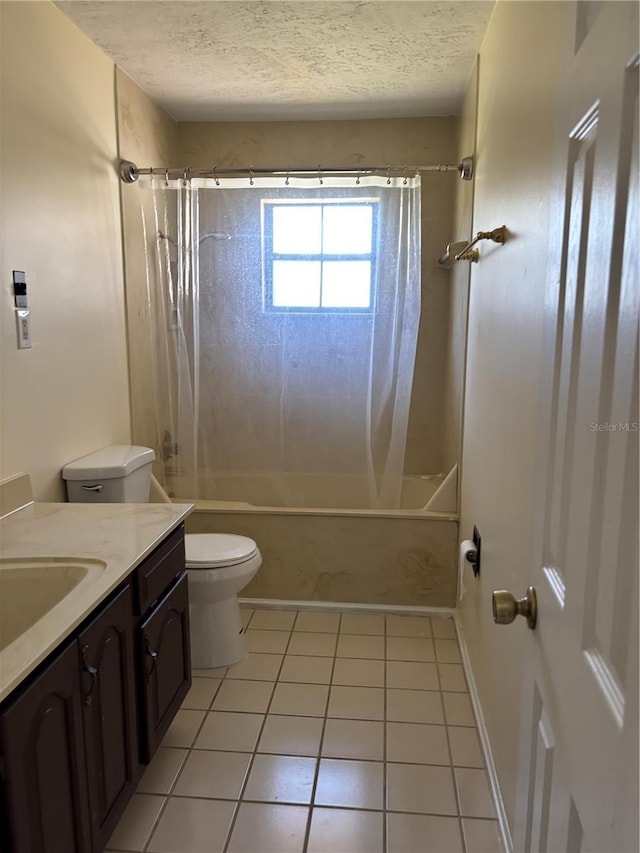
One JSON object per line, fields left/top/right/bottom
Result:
{"left": 187, "top": 499, "right": 458, "bottom": 522}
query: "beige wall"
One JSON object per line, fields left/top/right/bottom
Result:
{"left": 116, "top": 69, "right": 179, "bottom": 479}
{"left": 177, "top": 119, "right": 458, "bottom": 475}
{"left": 0, "top": 1, "right": 131, "bottom": 501}
{"left": 457, "top": 0, "right": 570, "bottom": 834}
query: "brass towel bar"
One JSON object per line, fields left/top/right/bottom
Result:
{"left": 454, "top": 226, "right": 508, "bottom": 262}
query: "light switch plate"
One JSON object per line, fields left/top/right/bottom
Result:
{"left": 15, "top": 309, "right": 32, "bottom": 349}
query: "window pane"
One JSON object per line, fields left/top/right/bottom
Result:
{"left": 273, "top": 206, "right": 321, "bottom": 254}
{"left": 322, "top": 261, "right": 372, "bottom": 308}
{"left": 323, "top": 205, "right": 373, "bottom": 255}
{"left": 272, "top": 260, "right": 321, "bottom": 307}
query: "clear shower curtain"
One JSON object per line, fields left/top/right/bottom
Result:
{"left": 137, "top": 173, "right": 421, "bottom": 508}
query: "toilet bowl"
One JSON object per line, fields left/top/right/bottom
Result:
{"left": 185, "top": 533, "right": 261, "bottom": 668}
{"left": 61, "top": 445, "right": 262, "bottom": 668}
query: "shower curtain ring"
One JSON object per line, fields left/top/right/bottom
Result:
{"left": 356, "top": 170, "right": 361, "bottom": 185}
{"left": 183, "top": 168, "right": 189, "bottom": 186}
{"left": 249, "top": 166, "right": 254, "bottom": 186}
{"left": 386, "top": 167, "right": 392, "bottom": 185}
{"left": 285, "top": 171, "right": 290, "bottom": 186}
{"left": 403, "top": 166, "right": 409, "bottom": 185}
{"left": 213, "top": 167, "right": 220, "bottom": 186}
{"left": 164, "top": 168, "right": 169, "bottom": 186}
{"left": 318, "top": 166, "right": 323, "bottom": 186}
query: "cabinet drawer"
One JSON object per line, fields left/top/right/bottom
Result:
{"left": 136, "top": 525, "right": 185, "bottom": 616}
{"left": 138, "top": 572, "right": 191, "bottom": 761}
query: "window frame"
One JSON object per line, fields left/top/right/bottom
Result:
{"left": 262, "top": 197, "right": 379, "bottom": 314}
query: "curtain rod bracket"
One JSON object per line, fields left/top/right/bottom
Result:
{"left": 459, "top": 156, "right": 474, "bottom": 181}
{"left": 120, "top": 159, "right": 139, "bottom": 183}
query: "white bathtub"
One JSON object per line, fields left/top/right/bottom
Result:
{"left": 177, "top": 468, "right": 459, "bottom": 607}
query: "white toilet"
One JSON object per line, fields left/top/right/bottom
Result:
{"left": 62, "top": 445, "right": 261, "bottom": 668}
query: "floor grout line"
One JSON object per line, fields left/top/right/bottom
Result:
{"left": 220, "top": 609, "right": 294, "bottom": 853}
{"left": 139, "top": 672, "right": 218, "bottom": 853}
{"left": 116, "top": 607, "right": 498, "bottom": 853}
{"left": 141, "top": 661, "right": 228, "bottom": 853}
{"left": 382, "top": 619, "right": 389, "bottom": 853}
{"left": 300, "top": 611, "right": 340, "bottom": 853}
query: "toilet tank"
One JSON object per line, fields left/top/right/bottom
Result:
{"left": 62, "top": 445, "right": 156, "bottom": 503}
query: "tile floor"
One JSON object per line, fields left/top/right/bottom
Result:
{"left": 106, "top": 608, "right": 501, "bottom": 853}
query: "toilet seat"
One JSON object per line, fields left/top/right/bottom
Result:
{"left": 185, "top": 533, "right": 259, "bottom": 569}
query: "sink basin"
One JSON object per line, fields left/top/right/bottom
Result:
{"left": 0, "top": 557, "right": 107, "bottom": 651}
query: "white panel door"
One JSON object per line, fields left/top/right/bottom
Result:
{"left": 514, "top": 4, "right": 638, "bottom": 852}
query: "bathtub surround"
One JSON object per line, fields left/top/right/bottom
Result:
{"left": 441, "top": 63, "right": 478, "bottom": 480}
{"left": 180, "top": 119, "right": 457, "bottom": 479}
{"left": 0, "top": 473, "right": 33, "bottom": 519}
{"left": 134, "top": 170, "right": 423, "bottom": 509}
{"left": 118, "top": 114, "right": 458, "bottom": 480}
{"left": 115, "top": 100, "right": 463, "bottom": 605}
{"left": 116, "top": 67, "right": 179, "bottom": 472}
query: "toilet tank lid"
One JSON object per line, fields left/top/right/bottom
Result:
{"left": 185, "top": 533, "right": 258, "bottom": 567}
{"left": 62, "top": 445, "right": 156, "bottom": 480}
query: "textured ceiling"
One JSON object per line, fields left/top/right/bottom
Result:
{"left": 55, "top": 1, "right": 494, "bottom": 121}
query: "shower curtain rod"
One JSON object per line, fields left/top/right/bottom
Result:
{"left": 119, "top": 157, "right": 474, "bottom": 184}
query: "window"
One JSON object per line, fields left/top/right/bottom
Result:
{"left": 263, "top": 200, "right": 378, "bottom": 312}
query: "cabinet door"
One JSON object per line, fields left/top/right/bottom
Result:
{"left": 0, "top": 641, "right": 92, "bottom": 853}
{"left": 138, "top": 571, "right": 191, "bottom": 760}
{"left": 77, "top": 583, "right": 140, "bottom": 853}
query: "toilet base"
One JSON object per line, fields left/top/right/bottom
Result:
{"left": 189, "top": 595, "right": 247, "bottom": 669}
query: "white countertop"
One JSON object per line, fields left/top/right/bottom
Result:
{"left": 0, "top": 500, "right": 193, "bottom": 703}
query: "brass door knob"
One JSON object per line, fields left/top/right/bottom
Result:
{"left": 492, "top": 586, "right": 537, "bottom": 629}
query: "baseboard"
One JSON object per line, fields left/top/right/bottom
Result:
{"left": 455, "top": 615, "right": 513, "bottom": 853}
{"left": 239, "top": 597, "right": 456, "bottom": 618}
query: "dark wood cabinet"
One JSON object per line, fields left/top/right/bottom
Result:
{"left": 78, "top": 583, "right": 141, "bottom": 853}
{"left": 135, "top": 525, "right": 185, "bottom": 616}
{"left": 0, "top": 640, "right": 92, "bottom": 853}
{"left": 0, "top": 524, "right": 190, "bottom": 853}
{"left": 138, "top": 571, "right": 191, "bottom": 760}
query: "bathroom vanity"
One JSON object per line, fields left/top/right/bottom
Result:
{"left": 0, "top": 497, "right": 193, "bottom": 853}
